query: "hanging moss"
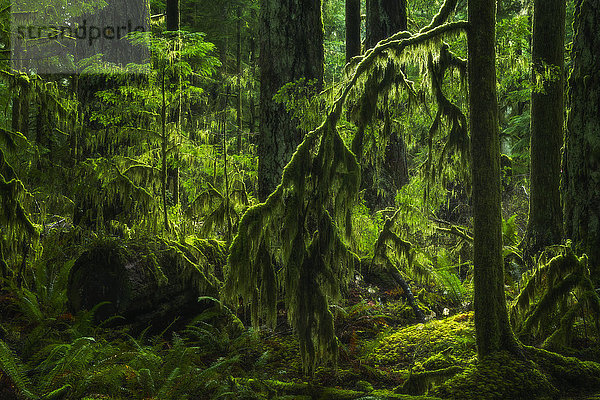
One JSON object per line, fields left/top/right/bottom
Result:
{"left": 226, "top": 1, "right": 469, "bottom": 374}
{"left": 0, "top": 148, "right": 40, "bottom": 281}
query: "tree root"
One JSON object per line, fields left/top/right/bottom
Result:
{"left": 431, "top": 347, "right": 600, "bottom": 400}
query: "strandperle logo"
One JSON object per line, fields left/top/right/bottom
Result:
{"left": 11, "top": 0, "right": 149, "bottom": 75}
{"left": 14, "top": 19, "right": 146, "bottom": 46}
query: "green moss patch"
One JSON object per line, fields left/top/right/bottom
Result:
{"left": 368, "top": 312, "right": 476, "bottom": 368}
{"left": 527, "top": 346, "right": 600, "bottom": 393}
{"left": 432, "top": 351, "right": 557, "bottom": 400}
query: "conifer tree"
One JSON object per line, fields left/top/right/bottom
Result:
{"left": 522, "top": 0, "right": 565, "bottom": 257}
{"left": 227, "top": 0, "right": 468, "bottom": 373}
{"left": 563, "top": 0, "right": 600, "bottom": 277}
{"left": 468, "top": 0, "right": 520, "bottom": 356}
{"left": 257, "top": 0, "right": 325, "bottom": 201}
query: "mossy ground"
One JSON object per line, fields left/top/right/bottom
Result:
{"left": 368, "top": 312, "right": 476, "bottom": 369}
{"left": 431, "top": 346, "right": 600, "bottom": 400}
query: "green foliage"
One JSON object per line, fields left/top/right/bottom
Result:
{"left": 496, "top": 13, "right": 532, "bottom": 173}
{"left": 76, "top": 29, "right": 220, "bottom": 233}
{"left": 226, "top": 95, "right": 361, "bottom": 375}
{"left": 351, "top": 199, "right": 385, "bottom": 256}
{"left": 186, "top": 174, "right": 251, "bottom": 241}
{"left": 0, "top": 340, "right": 36, "bottom": 399}
{"left": 322, "top": 0, "right": 347, "bottom": 84}
{"left": 273, "top": 78, "right": 327, "bottom": 133}
{"left": 0, "top": 296, "right": 252, "bottom": 400}
{"left": 1, "top": 0, "right": 598, "bottom": 398}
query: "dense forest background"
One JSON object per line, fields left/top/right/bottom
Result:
{"left": 1, "top": 0, "right": 600, "bottom": 399}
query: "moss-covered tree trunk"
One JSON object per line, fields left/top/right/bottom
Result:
{"left": 346, "top": 0, "right": 361, "bottom": 62}
{"left": 522, "top": 0, "right": 565, "bottom": 257}
{"left": 563, "top": 0, "right": 600, "bottom": 277}
{"left": 257, "top": 0, "right": 324, "bottom": 201}
{"left": 468, "top": 0, "right": 519, "bottom": 357}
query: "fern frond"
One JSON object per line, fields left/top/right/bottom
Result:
{"left": 0, "top": 340, "right": 36, "bottom": 399}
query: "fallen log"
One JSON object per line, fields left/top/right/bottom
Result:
{"left": 67, "top": 236, "right": 225, "bottom": 332}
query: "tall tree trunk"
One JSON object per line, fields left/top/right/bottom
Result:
{"left": 345, "top": 0, "right": 361, "bottom": 62}
{"left": 219, "top": 6, "right": 230, "bottom": 72}
{"left": 248, "top": 7, "right": 258, "bottom": 136}
{"left": 166, "top": 0, "right": 180, "bottom": 31}
{"left": 522, "top": 0, "right": 565, "bottom": 258}
{"left": 468, "top": 0, "right": 519, "bottom": 357}
{"left": 364, "top": 0, "right": 409, "bottom": 209}
{"left": 365, "top": 0, "right": 407, "bottom": 49}
{"left": 563, "top": 0, "right": 600, "bottom": 277}
{"left": 161, "top": 68, "right": 169, "bottom": 231}
{"left": 166, "top": 0, "right": 181, "bottom": 205}
{"left": 257, "top": 0, "right": 324, "bottom": 201}
{"left": 236, "top": 6, "right": 243, "bottom": 155}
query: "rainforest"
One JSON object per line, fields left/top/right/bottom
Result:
{"left": 1, "top": 0, "right": 600, "bottom": 399}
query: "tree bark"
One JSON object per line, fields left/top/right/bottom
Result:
{"left": 166, "top": 0, "right": 180, "bottom": 31}
{"left": 365, "top": 0, "right": 407, "bottom": 49}
{"left": 248, "top": 7, "right": 258, "bottom": 136}
{"left": 345, "top": 0, "right": 362, "bottom": 63}
{"left": 363, "top": 0, "right": 409, "bottom": 209}
{"left": 166, "top": 0, "right": 181, "bottom": 205}
{"left": 257, "top": 0, "right": 324, "bottom": 201}
{"left": 522, "top": 0, "right": 565, "bottom": 257}
{"left": 563, "top": 0, "right": 600, "bottom": 277}
{"left": 236, "top": 6, "right": 243, "bottom": 155}
{"left": 161, "top": 68, "right": 169, "bottom": 231}
{"left": 468, "top": 0, "right": 519, "bottom": 357}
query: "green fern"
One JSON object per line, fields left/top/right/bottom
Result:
{"left": 0, "top": 340, "right": 37, "bottom": 399}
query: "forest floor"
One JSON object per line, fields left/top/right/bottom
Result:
{"left": 0, "top": 266, "right": 469, "bottom": 399}
{"left": 2, "top": 266, "right": 600, "bottom": 400}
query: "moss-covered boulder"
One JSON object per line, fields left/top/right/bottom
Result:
{"left": 67, "top": 236, "right": 225, "bottom": 331}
